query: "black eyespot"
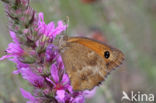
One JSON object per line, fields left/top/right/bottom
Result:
{"left": 104, "top": 51, "right": 110, "bottom": 59}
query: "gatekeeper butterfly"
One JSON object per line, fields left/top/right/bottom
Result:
{"left": 58, "top": 36, "right": 124, "bottom": 91}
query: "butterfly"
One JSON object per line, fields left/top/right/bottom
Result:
{"left": 59, "top": 36, "right": 124, "bottom": 91}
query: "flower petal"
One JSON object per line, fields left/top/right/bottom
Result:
{"left": 83, "top": 88, "right": 96, "bottom": 98}
{"left": 46, "top": 77, "right": 55, "bottom": 85}
{"left": 7, "top": 43, "right": 23, "bottom": 54}
{"left": 12, "top": 70, "right": 20, "bottom": 74}
{"left": 56, "top": 56, "right": 64, "bottom": 70}
{"left": 38, "top": 12, "right": 44, "bottom": 22}
{"left": 0, "top": 55, "right": 12, "bottom": 60}
{"left": 51, "top": 64, "right": 59, "bottom": 83}
{"left": 9, "top": 57, "right": 29, "bottom": 69}
{"left": 71, "top": 95, "right": 85, "bottom": 103}
{"left": 10, "top": 31, "right": 19, "bottom": 44}
{"left": 56, "top": 90, "right": 65, "bottom": 101}
{"left": 20, "top": 88, "right": 35, "bottom": 101}
{"left": 20, "top": 68, "right": 44, "bottom": 88}
{"left": 45, "top": 44, "right": 58, "bottom": 62}
{"left": 61, "top": 74, "right": 69, "bottom": 85}
{"left": 51, "top": 21, "right": 67, "bottom": 38}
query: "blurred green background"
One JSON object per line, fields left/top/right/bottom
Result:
{"left": 0, "top": 0, "right": 156, "bottom": 103}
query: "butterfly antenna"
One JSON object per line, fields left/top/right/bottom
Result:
{"left": 62, "top": 16, "right": 69, "bottom": 40}
{"left": 57, "top": 16, "right": 69, "bottom": 48}
{"left": 65, "top": 16, "right": 69, "bottom": 35}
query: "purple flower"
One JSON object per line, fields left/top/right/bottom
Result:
{"left": 20, "top": 67, "right": 44, "bottom": 88}
{"left": 46, "top": 63, "right": 70, "bottom": 90}
{"left": 45, "top": 44, "right": 58, "bottom": 62}
{"left": 0, "top": 31, "right": 24, "bottom": 60}
{"left": 20, "top": 88, "right": 39, "bottom": 103}
{"left": 9, "top": 57, "right": 29, "bottom": 74}
{"left": 37, "top": 12, "right": 67, "bottom": 39}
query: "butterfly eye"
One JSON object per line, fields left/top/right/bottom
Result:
{"left": 104, "top": 51, "right": 110, "bottom": 59}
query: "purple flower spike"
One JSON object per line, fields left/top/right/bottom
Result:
{"left": 0, "top": 0, "right": 96, "bottom": 101}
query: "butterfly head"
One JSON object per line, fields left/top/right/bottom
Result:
{"left": 102, "top": 47, "right": 124, "bottom": 70}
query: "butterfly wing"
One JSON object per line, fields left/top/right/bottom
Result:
{"left": 67, "top": 37, "right": 124, "bottom": 71}
{"left": 61, "top": 37, "right": 124, "bottom": 91}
